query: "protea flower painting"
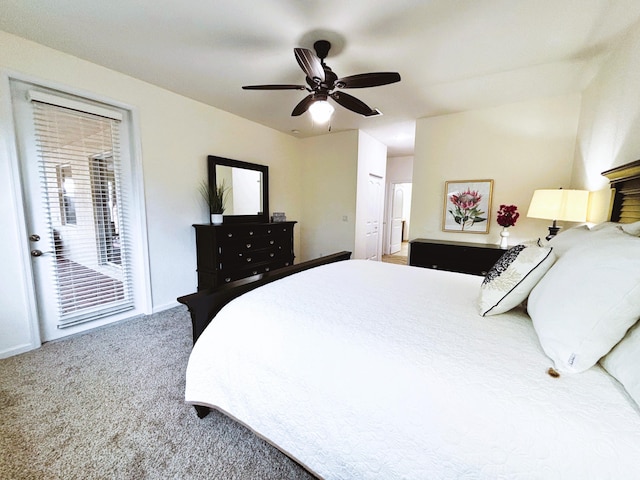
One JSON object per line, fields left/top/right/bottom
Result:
{"left": 444, "top": 180, "right": 493, "bottom": 233}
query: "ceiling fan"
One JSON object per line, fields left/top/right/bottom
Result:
{"left": 242, "top": 40, "right": 401, "bottom": 119}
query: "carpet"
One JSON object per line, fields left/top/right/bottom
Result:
{"left": 0, "top": 307, "right": 315, "bottom": 480}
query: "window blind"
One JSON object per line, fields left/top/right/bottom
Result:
{"left": 31, "top": 96, "right": 134, "bottom": 327}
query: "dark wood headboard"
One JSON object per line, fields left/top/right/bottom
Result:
{"left": 602, "top": 159, "right": 640, "bottom": 223}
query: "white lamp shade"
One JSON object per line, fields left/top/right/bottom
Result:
{"left": 527, "top": 189, "right": 589, "bottom": 222}
{"left": 309, "top": 100, "right": 334, "bottom": 123}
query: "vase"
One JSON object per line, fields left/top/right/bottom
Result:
{"left": 499, "top": 227, "right": 510, "bottom": 249}
{"left": 211, "top": 213, "right": 223, "bottom": 225}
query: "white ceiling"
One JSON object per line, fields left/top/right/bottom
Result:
{"left": 2, "top": 0, "right": 640, "bottom": 157}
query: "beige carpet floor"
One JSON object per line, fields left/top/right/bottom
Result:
{"left": 0, "top": 307, "right": 314, "bottom": 480}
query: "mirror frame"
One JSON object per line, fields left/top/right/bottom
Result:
{"left": 207, "top": 155, "right": 269, "bottom": 224}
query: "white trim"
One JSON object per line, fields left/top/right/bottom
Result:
{"left": 152, "top": 301, "right": 181, "bottom": 314}
{"left": 0, "top": 71, "right": 41, "bottom": 354}
{"left": 27, "top": 90, "right": 123, "bottom": 121}
{"left": 0, "top": 343, "right": 38, "bottom": 360}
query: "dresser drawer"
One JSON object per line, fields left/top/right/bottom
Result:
{"left": 219, "top": 247, "right": 289, "bottom": 268}
{"left": 409, "top": 239, "right": 504, "bottom": 276}
{"left": 217, "top": 223, "right": 293, "bottom": 244}
{"left": 216, "top": 258, "right": 293, "bottom": 284}
{"left": 219, "top": 236, "right": 290, "bottom": 257}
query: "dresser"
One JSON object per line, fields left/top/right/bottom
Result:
{"left": 409, "top": 238, "right": 505, "bottom": 276}
{"left": 193, "top": 221, "right": 296, "bottom": 290}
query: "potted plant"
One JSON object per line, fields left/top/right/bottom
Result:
{"left": 199, "top": 179, "right": 229, "bottom": 225}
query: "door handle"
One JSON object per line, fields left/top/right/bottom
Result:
{"left": 30, "top": 249, "right": 53, "bottom": 257}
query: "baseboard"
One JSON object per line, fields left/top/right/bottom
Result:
{"left": 152, "top": 300, "right": 181, "bottom": 314}
{"left": 0, "top": 342, "right": 39, "bottom": 359}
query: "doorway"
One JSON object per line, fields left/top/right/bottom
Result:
{"left": 383, "top": 182, "right": 412, "bottom": 264}
{"left": 10, "top": 78, "right": 149, "bottom": 342}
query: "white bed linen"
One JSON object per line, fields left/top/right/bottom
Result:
{"left": 185, "top": 260, "right": 640, "bottom": 480}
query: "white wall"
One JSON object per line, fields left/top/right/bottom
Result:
{"left": 572, "top": 25, "right": 640, "bottom": 190}
{"left": 298, "top": 131, "right": 359, "bottom": 261}
{"left": 0, "top": 31, "right": 301, "bottom": 357}
{"left": 410, "top": 95, "right": 582, "bottom": 246}
{"left": 354, "top": 131, "right": 387, "bottom": 259}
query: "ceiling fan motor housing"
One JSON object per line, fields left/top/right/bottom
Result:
{"left": 313, "top": 40, "right": 331, "bottom": 60}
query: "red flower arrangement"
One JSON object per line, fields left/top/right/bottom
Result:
{"left": 496, "top": 204, "right": 519, "bottom": 227}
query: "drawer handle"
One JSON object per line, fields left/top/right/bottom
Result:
{"left": 269, "top": 240, "right": 275, "bottom": 245}
{"left": 265, "top": 267, "right": 270, "bottom": 272}
{"left": 267, "top": 229, "right": 272, "bottom": 234}
{"left": 269, "top": 253, "right": 275, "bottom": 257}
{"left": 225, "top": 277, "right": 231, "bottom": 282}
{"left": 246, "top": 257, "right": 252, "bottom": 262}
{"left": 227, "top": 233, "right": 233, "bottom": 238}
{"left": 285, "top": 262, "right": 290, "bottom": 266}
{"left": 249, "top": 231, "right": 254, "bottom": 236}
{"left": 252, "top": 270, "right": 258, "bottom": 275}
{"left": 246, "top": 243, "right": 252, "bottom": 248}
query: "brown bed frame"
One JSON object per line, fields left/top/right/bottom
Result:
{"left": 602, "top": 159, "right": 640, "bottom": 223}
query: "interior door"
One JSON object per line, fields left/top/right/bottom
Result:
{"left": 390, "top": 185, "right": 404, "bottom": 254}
{"left": 365, "top": 174, "right": 384, "bottom": 261}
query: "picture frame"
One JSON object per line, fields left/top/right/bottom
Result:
{"left": 442, "top": 179, "right": 494, "bottom": 233}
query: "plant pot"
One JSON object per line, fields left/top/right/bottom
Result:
{"left": 211, "top": 213, "right": 223, "bottom": 225}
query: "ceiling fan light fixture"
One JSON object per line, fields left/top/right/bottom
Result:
{"left": 309, "top": 100, "right": 334, "bottom": 123}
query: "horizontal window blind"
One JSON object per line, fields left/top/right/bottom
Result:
{"left": 31, "top": 97, "right": 134, "bottom": 326}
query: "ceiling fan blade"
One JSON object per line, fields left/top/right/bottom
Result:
{"left": 330, "top": 91, "right": 375, "bottom": 116}
{"left": 336, "top": 72, "right": 401, "bottom": 89}
{"left": 242, "top": 84, "right": 306, "bottom": 90}
{"left": 294, "top": 48, "right": 325, "bottom": 84}
{"left": 291, "top": 94, "right": 316, "bottom": 116}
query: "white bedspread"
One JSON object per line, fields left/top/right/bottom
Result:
{"left": 185, "top": 260, "right": 640, "bottom": 479}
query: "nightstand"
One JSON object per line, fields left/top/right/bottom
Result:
{"left": 409, "top": 239, "right": 505, "bottom": 276}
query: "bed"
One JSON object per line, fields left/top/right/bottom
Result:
{"left": 182, "top": 160, "right": 640, "bottom": 479}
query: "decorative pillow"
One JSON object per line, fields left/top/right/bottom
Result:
{"left": 478, "top": 241, "right": 555, "bottom": 316}
{"left": 601, "top": 321, "right": 640, "bottom": 407}
{"left": 528, "top": 229, "right": 640, "bottom": 373}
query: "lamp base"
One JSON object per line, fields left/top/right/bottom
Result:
{"left": 546, "top": 225, "right": 561, "bottom": 241}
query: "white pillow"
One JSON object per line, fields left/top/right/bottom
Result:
{"left": 622, "top": 220, "right": 640, "bottom": 236}
{"left": 528, "top": 229, "right": 640, "bottom": 373}
{"left": 590, "top": 220, "right": 640, "bottom": 236}
{"left": 549, "top": 223, "right": 627, "bottom": 257}
{"left": 478, "top": 242, "right": 555, "bottom": 316}
{"left": 547, "top": 225, "right": 590, "bottom": 257}
{"left": 601, "top": 321, "right": 640, "bottom": 407}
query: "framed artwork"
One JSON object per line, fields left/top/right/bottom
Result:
{"left": 442, "top": 179, "right": 494, "bottom": 233}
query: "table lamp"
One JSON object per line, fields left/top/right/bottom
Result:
{"left": 527, "top": 189, "right": 589, "bottom": 240}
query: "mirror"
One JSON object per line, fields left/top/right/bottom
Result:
{"left": 207, "top": 155, "right": 269, "bottom": 224}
